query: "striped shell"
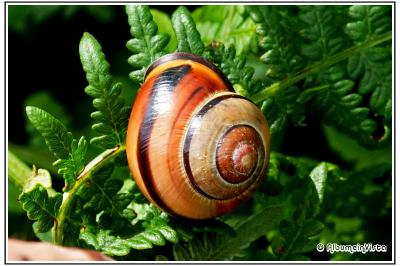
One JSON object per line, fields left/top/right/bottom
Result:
{"left": 126, "top": 52, "right": 270, "bottom": 219}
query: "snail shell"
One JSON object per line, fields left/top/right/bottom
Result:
{"left": 126, "top": 52, "right": 270, "bottom": 219}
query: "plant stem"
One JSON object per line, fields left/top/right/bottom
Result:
{"left": 54, "top": 145, "right": 126, "bottom": 245}
{"left": 8, "top": 150, "right": 32, "bottom": 190}
{"left": 249, "top": 31, "right": 392, "bottom": 104}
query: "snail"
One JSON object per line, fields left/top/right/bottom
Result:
{"left": 126, "top": 52, "right": 270, "bottom": 219}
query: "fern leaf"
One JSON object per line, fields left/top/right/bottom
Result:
{"left": 173, "top": 205, "right": 283, "bottom": 260}
{"left": 246, "top": 6, "right": 305, "bottom": 147}
{"left": 79, "top": 32, "right": 130, "bottom": 149}
{"left": 26, "top": 106, "right": 88, "bottom": 190}
{"left": 126, "top": 5, "right": 170, "bottom": 83}
{"left": 272, "top": 182, "right": 323, "bottom": 260}
{"left": 19, "top": 185, "right": 62, "bottom": 233}
{"left": 25, "top": 106, "right": 73, "bottom": 159}
{"left": 74, "top": 165, "right": 135, "bottom": 234}
{"left": 80, "top": 204, "right": 178, "bottom": 256}
{"left": 297, "top": 6, "right": 390, "bottom": 148}
{"left": 299, "top": 6, "right": 346, "bottom": 60}
{"left": 246, "top": 6, "right": 304, "bottom": 80}
{"left": 171, "top": 6, "right": 204, "bottom": 55}
{"left": 345, "top": 5, "right": 392, "bottom": 117}
{"left": 204, "top": 44, "right": 261, "bottom": 98}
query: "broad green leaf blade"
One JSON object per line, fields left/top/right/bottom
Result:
{"left": 150, "top": 9, "right": 177, "bottom": 52}
{"left": 171, "top": 6, "right": 204, "bottom": 55}
{"left": 192, "top": 5, "right": 257, "bottom": 55}
{"left": 309, "top": 162, "right": 328, "bottom": 203}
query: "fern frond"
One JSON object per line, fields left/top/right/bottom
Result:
{"left": 80, "top": 204, "right": 178, "bottom": 256}
{"left": 173, "top": 205, "right": 283, "bottom": 260}
{"left": 246, "top": 6, "right": 306, "bottom": 146}
{"left": 204, "top": 44, "right": 261, "bottom": 98}
{"left": 77, "top": 165, "right": 135, "bottom": 233}
{"left": 19, "top": 185, "right": 62, "bottom": 233}
{"left": 171, "top": 6, "right": 204, "bottom": 55}
{"left": 126, "top": 5, "right": 170, "bottom": 83}
{"left": 345, "top": 5, "right": 392, "bottom": 118}
{"left": 298, "top": 6, "right": 391, "bottom": 148}
{"left": 79, "top": 32, "right": 130, "bottom": 149}
{"left": 246, "top": 6, "right": 304, "bottom": 81}
{"left": 26, "top": 106, "right": 88, "bottom": 190}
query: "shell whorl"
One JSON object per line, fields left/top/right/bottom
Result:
{"left": 126, "top": 52, "right": 270, "bottom": 219}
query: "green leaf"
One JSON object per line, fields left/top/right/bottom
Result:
{"left": 79, "top": 32, "right": 130, "bottom": 149}
{"left": 126, "top": 5, "right": 170, "bottom": 83}
{"left": 80, "top": 230, "right": 132, "bottom": 256}
{"left": 309, "top": 162, "right": 329, "bottom": 202}
{"left": 53, "top": 136, "right": 88, "bottom": 189}
{"left": 173, "top": 204, "right": 283, "bottom": 260}
{"left": 171, "top": 6, "right": 204, "bottom": 55}
{"left": 24, "top": 91, "right": 71, "bottom": 149}
{"left": 192, "top": 5, "right": 257, "bottom": 55}
{"left": 300, "top": 6, "right": 345, "bottom": 60}
{"left": 19, "top": 185, "right": 62, "bottom": 233}
{"left": 33, "top": 221, "right": 53, "bottom": 242}
{"left": 260, "top": 86, "right": 304, "bottom": 149}
{"left": 345, "top": 5, "right": 392, "bottom": 131}
{"left": 280, "top": 205, "right": 323, "bottom": 258}
{"left": 25, "top": 106, "right": 88, "bottom": 191}
{"left": 80, "top": 204, "right": 178, "bottom": 256}
{"left": 204, "top": 44, "right": 261, "bottom": 98}
{"left": 22, "top": 167, "right": 53, "bottom": 193}
{"left": 76, "top": 165, "right": 135, "bottom": 233}
{"left": 25, "top": 106, "right": 73, "bottom": 159}
{"left": 246, "top": 6, "right": 304, "bottom": 80}
{"left": 150, "top": 9, "right": 177, "bottom": 52}
{"left": 302, "top": 220, "right": 325, "bottom": 237}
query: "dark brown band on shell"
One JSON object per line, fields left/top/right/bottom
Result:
{"left": 145, "top": 52, "right": 234, "bottom": 93}
{"left": 137, "top": 64, "right": 191, "bottom": 216}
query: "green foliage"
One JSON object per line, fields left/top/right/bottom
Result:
{"left": 346, "top": 6, "right": 392, "bottom": 119}
{"left": 245, "top": 5, "right": 392, "bottom": 149}
{"left": 80, "top": 32, "right": 131, "bottom": 149}
{"left": 192, "top": 6, "right": 257, "bottom": 55}
{"left": 172, "top": 6, "right": 204, "bottom": 55}
{"left": 13, "top": 4, "right": 392, "bottom": 262}
{"left": 126, "top": 5, "right": 170, "bottom": 83}
{"left": 150, "top": 9, "right": 177, "bottom": 52}
{"left": 25, "top": 106, "right": 88, "bottom": 191}
{"left": 80, "top": 203, "right": 178, "bottom": 256}
{"left": 244, "top": 6, "right": 306, "bottom": 144}
{"left": 19, "top": 185, "right": 62, "bottom": 233}
{"left": 173, "top": 205, "right": 283, "bottom": 260}
{"left": 203, "top": 44, "right": 261, "bottom": 98}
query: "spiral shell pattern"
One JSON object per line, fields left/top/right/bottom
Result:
{"left": 126, "top": 53, "right": 270, "bottom": 219}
